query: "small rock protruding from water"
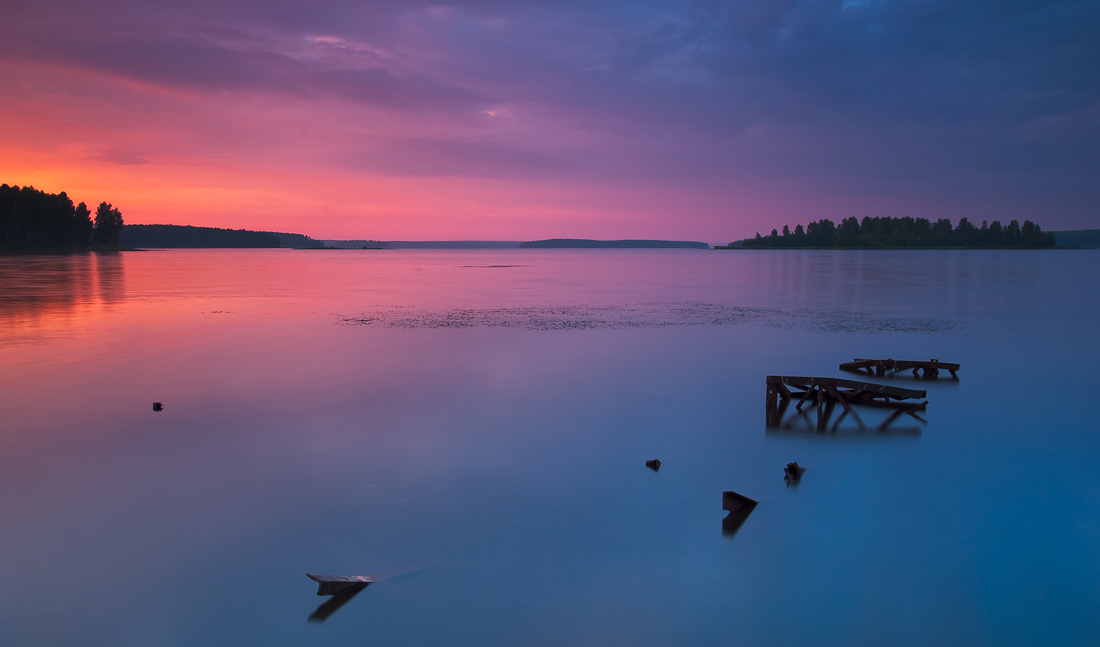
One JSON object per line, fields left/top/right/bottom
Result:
{"left": 152, "top": 402, "right": 164, "bottom": 412}
{"left": 783, "top": 461, "right": 806, "bottom": 481}
{"left": 645, "top": 459, "right": 662, "bottom": 472}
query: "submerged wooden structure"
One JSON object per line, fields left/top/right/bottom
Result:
{"left": 307, "top": 573, "right": 372, "bottom": 596}
{"left": 766, "top": 375, "right": 927, "bottom": 431}
{"left": 839, "top": 358, "right": 959, "bottom": 379}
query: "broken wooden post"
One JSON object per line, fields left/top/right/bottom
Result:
{"left": 306, "top": 574, "right": 372, "bottom": 596}
{"left": 722, "top": 490, "right": 758, "bottom": 513}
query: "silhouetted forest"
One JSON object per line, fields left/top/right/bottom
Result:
{"left": 735, "top": 216, "right": 1055, "bottom": 249}
{"left": 120, "top": 224, "right": 281, "bottom": 248}
{"left": 1, "top": 184, "right": 122, "bottom": 248}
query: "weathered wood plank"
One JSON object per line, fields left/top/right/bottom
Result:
{"left": 307, "top": 574, "right": 372, "bottom": 596}
{"left": 767, "top": 375, "right": 926, "bottom": 400}
{"left": 840, "top": 358, "right": 960, "bottom": 377}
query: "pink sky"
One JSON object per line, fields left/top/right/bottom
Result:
{"left": 2, "top": 1, "right": 1097, "bottom": 242}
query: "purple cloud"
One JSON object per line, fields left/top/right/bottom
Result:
{"left": 1, "top": 0, "right": 1097, "bottom": 229}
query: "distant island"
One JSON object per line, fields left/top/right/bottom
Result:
{"left": 520, "top": 239, "right": 710, "bottom": 249}
{"left": 1, "top": 183, "right": 124, "bottom": 250}
{"left": 722, "top": 216, "right": 1056, "bottom": 249}
{"left": 1050, "top": 230, "right": 1100, "bottom": 249}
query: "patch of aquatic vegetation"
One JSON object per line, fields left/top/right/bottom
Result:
{"left": 339, "top": 302, "right": 955, "bottom": 333}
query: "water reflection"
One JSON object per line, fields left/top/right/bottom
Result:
{"left": 721, "top": 491, "right": 758, "bottom": 539}
{"left": 721, "top": 507, "right": 755, "bottom": 538}
{"left": 307, "top": 586, "right": 368, "bottom": 623}
{"left": 2, "top": 249, "right": 1098, "bottom": 646}
{"left": 766, "top": 425, "right": 922, "bottom": 439}
{"left": 0, "top": 252, "right": 125, "bottom": 340}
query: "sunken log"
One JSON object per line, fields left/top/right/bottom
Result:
{"left": 307, "top": 573, "right": 372, "bottom": 596}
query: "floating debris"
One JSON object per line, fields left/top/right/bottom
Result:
{"left": 840, "top": 357, "right": 959, "bottom": 379}
{"left": 783, "top": 461, "right": 806, "bottom": 481}
{"left": 306, "top": 573, "right": 372, "bottom": 596}
{"left": 645, "top": 459, "right": 662, "bottom": 472}
{"left": 152, "top": 402, "right": 163, "bottom": 412}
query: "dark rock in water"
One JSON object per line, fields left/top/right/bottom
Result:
{"left": 152, "top": 402, "right": 163, "bottom": 412}
{"left": 783, "top": 461, "right": 806, "bottom": 481}
{"left": 645, "top": 459, "right": 662, "bottom": 472}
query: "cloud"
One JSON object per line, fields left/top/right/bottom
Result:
{"left": 0, "top": 0, "right": 1097, "bottom": 232}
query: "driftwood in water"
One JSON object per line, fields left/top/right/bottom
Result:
{"left": 766, "top": 375, "right": 927, "bottom": 431}
{"left": 307, "top": 573, "right": 372, "bottom": 596}
{"left": 839, "top": 358, "right": 959, "bottom": 379}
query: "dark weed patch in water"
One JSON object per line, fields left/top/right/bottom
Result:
{"left": 339, "top": 301, "right": 954, "bottom": 334}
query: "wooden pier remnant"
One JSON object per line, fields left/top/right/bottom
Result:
{"left": 839, "top": 358, "right": 959, "bottom": 379}
{"left": 766, "top": 375, "right": 927, "bottom": 431}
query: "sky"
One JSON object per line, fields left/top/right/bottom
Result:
{"left": 1, "top": 0, "right": 1097, "bottom": 242}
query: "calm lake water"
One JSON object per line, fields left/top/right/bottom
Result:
{"left": 2, "top": 249, "right": 1099, "bottom": 646}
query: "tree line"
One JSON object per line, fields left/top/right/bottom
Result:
{"left": 737, "top": 216, "right": 1055, "bottom": 249}
{"left": 119, "top": 224, "right": 281, "bottom": 248}
{"left": 1, "top": 183, "right": 123, "bottom": 249}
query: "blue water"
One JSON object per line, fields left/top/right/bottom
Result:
{"left": 1, "top": 249, "right": 1098, "bottom": 646}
